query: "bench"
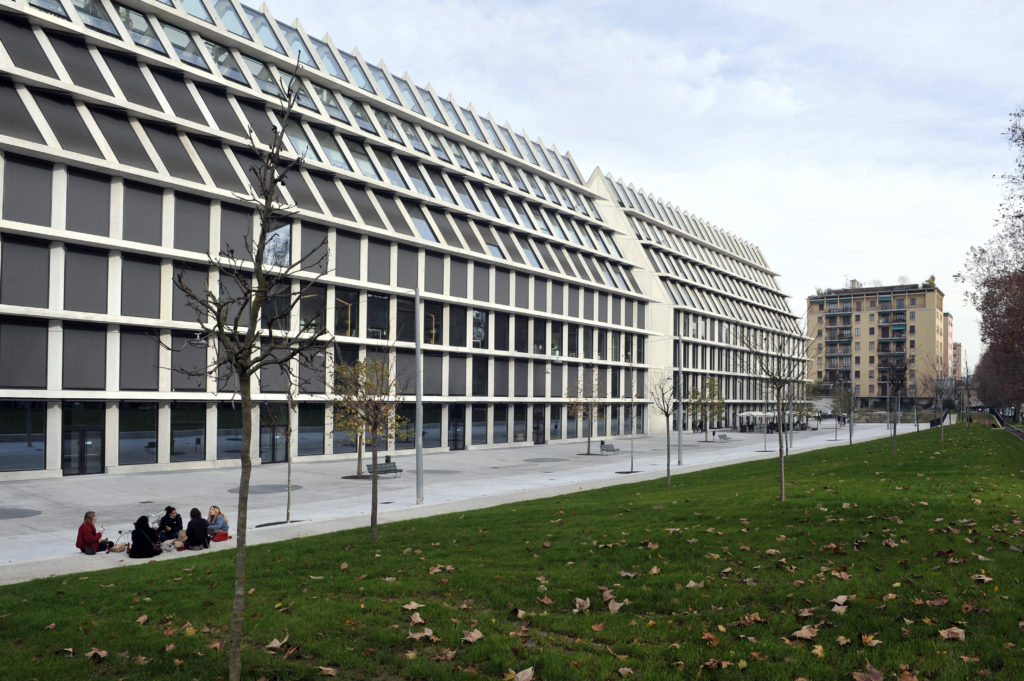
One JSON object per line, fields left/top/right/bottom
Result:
{"left": 599, "top": 443, "right": 620, "bottom": 455}
{"left": 717, "top": 434, "right": 731, "bottom": 442}
{"left": 367, "top": 461, "right": 402, "bottom": 477}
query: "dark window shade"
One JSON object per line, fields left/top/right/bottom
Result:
{"left": 0, "top": 79, "right": 43, "bottom": 143}
{"left": 196, "top": 85, "right": 246, "bottom": 136}
{"left": 62, "top": 324, "right": 106, "bottom": 389}
{"left": 366, "top": 239, "right": 390, "bottom": 284}
{"left": 120, "top": 256, "right": 160, "bottom": 317}
{"left": 584, "top": 290, "right": 595, "bottom": 319}
{"left": 344, "top": 185, "right": 386, "bottom": 229}
{"left": 0, "top": 318, "right": 47, "bottom": 387}
{"left": 625, "top": 300, "right": 634, "bottom": 326}
{"left": 64, "top": 247, "right": 108, "bottom": 313}
{"left": 472, "top": 265, "right": 489, "bottom": 302}
{"left": 286, "top": 172, "right": 322, "bottom": 212}
{"left": 91, "top": 109, "right": 156, "bottom": 170}
{"left": 151, "top": 70, "right": 205, "bottom": 123}
{"left": 423, "top": 353, "right": 442, "bottom": 395}
{"left": 0, "top": 15, "right": 57, "bottom": 76}
{"left": 493, "top": 358, "right": 509, "bottom": 396}
{"left": 553, "top": 247, "right": 574, "bottom": 276}
{"left": 310, "top": 173, "right": 354, "bottom": 220}
{"left": 220, "top": 204, "right": 252, "bottom": 257}
{"left": 258, "top": 346, "right": 289, "bottom": 392}
{"left": 396, "top": 246, "right": 417, "bottom": 289}
{"left": 48, "top": 34, "right": 110, "bottom": 94}
{"left": 426, "top": 208, "right": 462, "bottom": 248}
{"left": 552, "top": 283, "right": 564, "bottom": 315}
{"left": 394, "top": 351, "right": 414, "bottom": 394}
{"left": 191, "top": 138, "right": 244, "bottom": 191}
{"left": 598, "top": 293, "right": 608, "bottom": 322}
{"left": 568, "top": 251, "right": 590, "bottom": 281}
{"left": 173, "top": 193, "right": 210, "bottom": 253}
{"left": 33, "top": 91, "right": 102, "bottom": 156}
{"left": 65, "top": 169, "right": 109, "bottom": 235}
{"left": 498, "top": 230, "right": 525, "bottom": 264}
{"left": 336, "top": 231, "right": 361, "bottom": 278}
{"left": 537, "top": 241, "right": 560, "bottom": 271}
{"left": 236, "top": 99, "right": 275, "bottom": 146}
{"left": 449, "top": 258, "right": 467, "bottom": 298}
{"left": 102, "top": 52, "right": 160, "bottom": 108}
{"left": 448, "top": 355, "right": 466, "bottom": 396}
{"left": 119, "top": 329, "right": 158, "bottom": 390}
{"left": 515, "top": 275, "right": 529, "bottom": 309}
{"left": 377, "top": 195, "right": 414, "bottom": 235}
{"left": 568, "top": 286, "right": 580, "bottom": 316}
{"left": 550, "top": 364, "right": 563, "bottom": 396}
{"left": 494, "top": 269, "right": 510, "bottom": 305}
{"left": 533, "top": 362, "right": 546, "bottom": 397}
{"left": 173, "top": 265, "right": 208, "bottom": 321}
{"left": 123, "top": 182, "right": 163, "bottom": 245}
{"left": 452, "top": 217, "right": 484, "bottom": 253}
{"left": 534, "top": 279, "right": 548, "bottom": 312}
{"left": 424, "top": 253, "right": 444, "bottom": 294}
{"left": 0, "top": 238, "right": 49, "bottom": 307}
{"left": 612, "top": 296, "right": 622, "bottom": 324}
{"left": 2, "top": 154, "right": 52, "bottom": 225}
{"left": 300, "top": 223, "right": 328, "bottom": 273}
{"left": 298, "top": 347, "right": 326, "bottom": 394}
{"left": 171, "top": 334, "right": 206, "bottom": 390}
{"left": 142, "top": 123, "right": 203, "bottom": 182}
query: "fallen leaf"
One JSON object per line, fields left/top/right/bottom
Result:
{"left": 44, "top": 623, "right": 56, "bottom": 630}
{"left": 619, "top": 570, "right": 637, "bottom": 578}
{"left": 792, "top": 625, "right": 817, "bottom": 640}
{"left": 87, "top": 648, "right": 107, "bottom": 660}
{"left": 702, "top": 631, "right": 720, "bottom": 647}
{"left": 136, "top": 615, "right": 148, "bottom": 625}
{"left": 135, "top": 655, "right": 150, "bottom": 665}
{"left": 811, "top": 644, "right": 824, "bottom": 658}
{"left": 649, "top": 566, "right": 661, "bottom": 575}
{"left": 836, "top": 635, "right": 851, "bottom": 646}
{"left": 608, "top": 599, "right": 625, "bottom": 613}
{"left": 319, "top": 666, "right": 339, "bottom": 676}
{"left": 402, "top": 601, "right": 425, "bottom": 611}
{"left": 407, "top": 628, "right": 434, "bottom": 641}
{"left": 852, "top": 661, "right": 884, "bottom": 681}
{"left": 939, "top": 627, "right": 966, "bottom": 641}
{"left": 410, "top": 612, "right": 425, "bottom": 625}
{"left": 685, "top": 580, "right": 704, "bottom": 589}
{"left": 462, "top": 628, "right": 484, "bottom": 644}
{"left": 972, "top": 574, "right": 993, "bottom": 584}
{"left": 503, "top": 667, "right": 534, "bottom": 681}
{"left": 618, "top": 668, "right": 634, "bottom": 677}
{"left": 573, "top": 597, "right": 591, "bottom": 613}
{"left": 861, "top": 633, "right": 882, "bottom": 647}
{"left": 265, "top": 635, "right": 289, "bottom": 649}
{"left": 592, "top": 622, "right": 605, "bottom": 632}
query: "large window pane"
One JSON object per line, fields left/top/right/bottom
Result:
{"left": 0, "top": 319, "right": 47, "bottom": 388}
{"left": 298, "top": 404, "right": 324, "bottom": 455}
{"left": 217, "top": 402, "right": 243, "bottom": 459}
{"left": 118, "top": 402, "right": 157, "bottom": 465}
{"left": 0, "top": 237, "right": 49, "bottom": 307}
{"left": 171, "top": 402, "right": 205, "bottom": 461}
{"left": 0, "top": 401, "right": 45, "bottom": 471}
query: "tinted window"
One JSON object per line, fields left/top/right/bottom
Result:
{"left": 120, "top": 256, "right": 161, "bottom": 317}
{"left": 2, "top": 155, "right": 52, "bottom": 225}
{"left": 63, "top": 324, "right": 106, "bottom": 389}
{"left": 1, "top": 238, "right": 49, "bottom": 307}
{"left": 0, "top": 318, "right": 47, "bottom": 387}
{"left": 64, "top": 247, "right": 108, "bottom": 313}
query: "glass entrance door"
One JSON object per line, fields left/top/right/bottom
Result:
{"left": 260, "top": 425, "right": 288, "bottom": 463}
{"left": 532, "top": 405, "right": 546, "bottom": 444}
{"left": 62, "top": 427, "right": 103, "bottom": 475}
{"left": 448, "top": 405, "right": 465, "bottom": 451}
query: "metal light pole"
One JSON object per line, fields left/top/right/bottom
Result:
{"left": 414, "top": 286, "right": 423, "bottom": 505}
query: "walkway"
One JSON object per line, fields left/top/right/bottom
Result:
{"left": 0, "top": 423, "right": 895, "bottom": 585}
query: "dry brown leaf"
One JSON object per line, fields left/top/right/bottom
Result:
{"left": 702, "top": 631, "right": 720, "bottom": 647}
{"left": 319, "top": 666, "right": 339, "bottom": 676}
{"left": 503, "top": 667, "right": 534, "bottom": 681}
{"left": 939, "top": 626, "right": 966, "bottom": 641}
{"left": 851, "top": 661, "right": 884, "bottom": 681}
{"left": 926, "top": 596, "right": 948, "bottom": 607}
{"left": 87, "top": 648, "right": 107, "bottom": 660}
{"left": 462, "top": 628, "right": 484, "bottom": 644}
{"left": 618, "top": 668, "right": 634, "bottom": 677}
{"left": 135, "top": 655, "right": 150, "bottom": 665}
{"left": 265, "top": 635, "right": 289, "bottom": 649}
{"left": 407, "top": 627, "right": 434, "bottom": 641}
{"left": 402, "top": 601, "right": 424, "bottom": 611}
{"left": 685, "top": 580, "right": 704, "bottom": 589}
{"left": 537, "top": 595, "right": 553, "bottom": 605}
{"left": 811, "top": 644, "right": 825, "bottom": 658}
{"left": 136, "top": 614, "right": 148, "bottom": 625}
{"left": 619, "top": 570, "right": 637, "bottom": 578}
{"left": 592, "top": 622, "right": 605, "bottom": 632}
{"left": 972, "top": 574, "right": 993, "bottom": 584}
{"left": 836, "top": 635, "right": 851, "bottom": 646}
{"left": 339, "top": 561, "right": 349, "bottom": 571}
{"left": 833, "top": 604, "right": 849, "bottom": 614}
{"left": 792, "top": 625, "right": 817, "bottom": 640}
{"left": 861, "top": 633, "right": 882, "bottom": 647}
{"left": 608, "top": 599, "right": 625, "bottom": 613}
{"left": 649, "top": 565, "right": 661, "bottom": 575}
{"left": 573, "top": 597, "right": 591, "bottom": 613}
{"left": 44, "top": 623, "right": 56, "bottom": 630}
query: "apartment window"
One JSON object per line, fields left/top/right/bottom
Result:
{"left": 0, "top": 319, "right": 47, "bottom": 388}
{"left": 909, "top": 325, "right": 915, "bottom": 334}
{"left": 471, "top": 358, "right": 488, "bottom": 396}
{"left": 514, "top": 316, "right": 529, "bottom": 353}
{"left": 63, "top": 324, "right": 106, "bottom": 389}
{"left": 120, "top": 329, "right": 158, "bottom": 390}
{"left": 910, "top": 340, "right": 915, "bottom": 349}
{"left": 472, "top": 310, "right": 488, "bottom": 348}
{"left": 65, "top": 247, "right": 108, "bottom": 313}
{"left": 854, "top": 371, "right": 860, "bottom": 379}
{"left": 855, "top": 328, "right": 860, "bottom": 337}
{"left": 909, "top": 311, "right": 916, "bottom": 320}
{"left": 854, "top": 314, "right": 860, "bottom": 323}
{"left": 869, "top": 327, "right": 874, "bottom": 336}
{"left": 3, "top": 155, "right": 52, "bottom": 226}
{"left": 449, "top": 306, "right": 467, "bottom": 346}
{"left": 0, "top": 237, "right": 49, "bottom": 307}
{"left": 494, "top": 312, "right": 509, "bottom": 351}
{"left": 366, "top": 293, "right": 390, "bottom": 339}
{"left": 869, "top": 370, "right": 875, "bottom": 379}
{"left": 855, "top": 356, "right": 861, "bottom": 365}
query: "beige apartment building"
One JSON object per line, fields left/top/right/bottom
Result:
{"left": 806, "top": 282, "right": 950, "bottom": 407}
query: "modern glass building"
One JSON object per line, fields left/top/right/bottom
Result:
{"left": 0, "top": 0, "right": 803, "bottom": 479}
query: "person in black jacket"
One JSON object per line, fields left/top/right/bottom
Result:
{"left": 185, "top": 507, "right": 209, "bottom": 550}
{"left": 129, "top": 515, "right": 161, "bottom": 559}
{"left": 157, "top": 506, "right": 182, "bottom": 542}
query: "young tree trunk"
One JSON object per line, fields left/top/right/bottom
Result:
{"left": 665, "top": 415, "right": 672, "bottom": 488}
{"left": 228, "top": 383, "right": 253, "bottom": 681}
{"left": 891, "top": 391, "right": 898, "bottom": 457}
{"left": 777, "top": 391, "right": 785, "bottom": 501}
{"left": 586, "top": 405, "right": 593, "bottom": 454}
{"left": 370, "top": 438, "right": 379, "bottom": 542}
{"left": 355, "top": 432, "right": 364, "bottom": 478}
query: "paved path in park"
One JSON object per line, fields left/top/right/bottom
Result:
{"left": 0, "top": 422, "right": 897, "bottom": 585}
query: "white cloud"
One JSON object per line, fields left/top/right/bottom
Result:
{"left": 264, "top": 0, "right": 1022, "bottom": 363}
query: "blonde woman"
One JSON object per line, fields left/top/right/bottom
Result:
{"left": 207, "top": 505, "right": 229, "bottom": 538}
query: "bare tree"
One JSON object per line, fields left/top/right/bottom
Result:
{"left": 332, "top": 351, "right": 408, "bottom": 541}
{"left": 171, "top": 73, "right": 329, "bottom": 681}
{"left": 565, "top": 365, "right": 604, "bottom": 455}
{"left": 882, "top": 354, "right": 909, "bottom": 457}
{"left": 736, "top": 329, "right": 806, "bottom": 501}
{"left": 688, "top": 376, "right": 725, "bottom": 442}
{"left": 648, "top": 370, "right": 677, "bottom": 487}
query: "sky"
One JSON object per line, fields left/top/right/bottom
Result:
{"left": 263, "top": 0, "right": 1024, "bottom": 366}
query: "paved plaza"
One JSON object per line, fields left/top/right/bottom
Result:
{"left": 0, "top": 423, "right": 895, "bottom": 585}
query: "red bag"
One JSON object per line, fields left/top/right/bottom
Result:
{"left": 211, "top": 531, "right": 229, "bottom": 542}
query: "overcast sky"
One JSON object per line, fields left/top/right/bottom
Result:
{"left": 264, "top": 0, "right": 1023, "bottom": 366}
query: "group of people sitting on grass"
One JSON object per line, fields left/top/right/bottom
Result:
{"left": 75, "top": 505, "right": 230, "bottom": 558}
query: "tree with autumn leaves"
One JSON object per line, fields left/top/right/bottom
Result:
{"left": 960, "top": 107, "right": 1024, "bottom": 422}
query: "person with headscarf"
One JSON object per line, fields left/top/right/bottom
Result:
{"left": 128, "top": 515, "right": 161, "bottom": 558}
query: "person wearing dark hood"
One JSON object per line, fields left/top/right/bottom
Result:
{"left": 128, "top": 515, "right": 161, "bottom": 558}
{"left": 185, "top": 507, "right": 209, "bottom": 550}
{"left": 158, "top": 505, "right": 183, "bottom": 542}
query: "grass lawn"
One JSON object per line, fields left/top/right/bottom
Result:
{"left": 3, "top": 418, "right": 1024, "bottom": 680}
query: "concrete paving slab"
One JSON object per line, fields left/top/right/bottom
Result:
{"left": 0, "top": 423, "right": 896, "bottom": 585}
